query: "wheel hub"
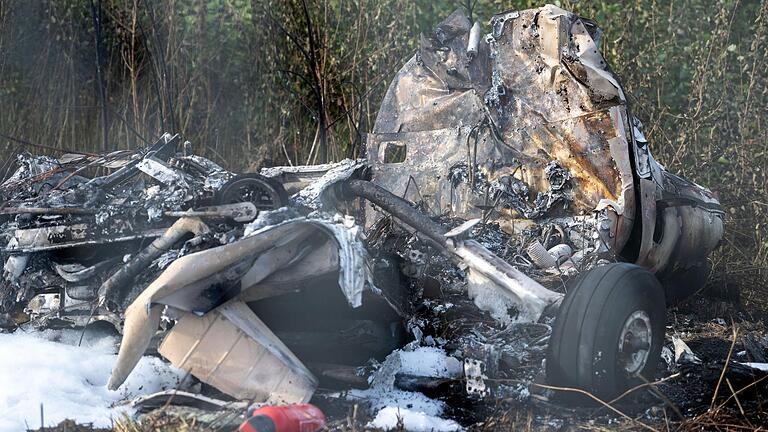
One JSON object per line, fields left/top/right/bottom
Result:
{"left": 618, "top": 310, "right": 652, "bottom": 375}
{"left": 217, "top": 177, "right": 285, "bottom": 211}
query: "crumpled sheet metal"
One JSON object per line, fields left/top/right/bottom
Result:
{"left": 242, "top": 215, "right": 372, "bottom": 308}
{"left": 261, "top": 159, "right": 368, "bottom": 210}
{"left": 0, "top": 133, "right": 244, "bottom": 329}
{"left": 369, "top": 6, "right": 634, "bottom": 242}
{"left": 368, "top": 5, "right": 723, "bottom": 274}
{"left": 108, "top": 216, "right": 373, "bottom": 395}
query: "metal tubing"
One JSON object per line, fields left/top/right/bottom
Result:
{"left": 99, "top": 217, "right": 209, "bottom": 310}
{"left": 340, "top": 179, "right": 447, "bottom": 248}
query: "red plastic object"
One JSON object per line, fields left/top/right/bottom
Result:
{"left": 239, "top": 404, "right": 326, "bottom": 432}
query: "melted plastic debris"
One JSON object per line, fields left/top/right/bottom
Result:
{"left": 447, "top": 160, "right": 572, "bottom": 220}
{"left": 487, "top": 162, "right": 572, "bottom": 219}
{"left": 544, "top": 161, "right": 571, "bottom": 191}
{"left": 489, "top": 176, "right": 533, "bottom": 215}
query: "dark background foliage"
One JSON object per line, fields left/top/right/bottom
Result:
{"left": 0, "top": 0, "right": 766, "bottom": 308}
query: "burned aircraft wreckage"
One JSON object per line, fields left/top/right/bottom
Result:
{"left": 1, "top": 4, "right": 725, "bottom": 413}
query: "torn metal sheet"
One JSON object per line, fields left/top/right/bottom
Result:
{"left": 108, "top": 217, "right": 374, "bottom": 394}
{"left": 241, "top": 216, "right": 373, "bottom": 309}
{"left": 673, "top": 337, "right": 701, "bottom": 365}
{"left": 259, "top": 161, "right": 372, "bottom": 217}
{"left": 283, "top": 159, "right": 367, "bottom": 211}
{"left": 368, "top": 4, "right": 723, "bottom": 283}
{"left": 137, "top": 157, "right": 190, "bottom": 187}
{"left": 370, "top": 6, "right": 634, "bottom": 224}
{"left": 3, "top": 254, "right": 29, "bottom": 283}
{"left": 455, "top": 240, "right": 562, "bottom": 323}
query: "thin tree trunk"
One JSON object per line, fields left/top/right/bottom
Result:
{"left": 89, "top": 0, "right": 109, "bottom": 153}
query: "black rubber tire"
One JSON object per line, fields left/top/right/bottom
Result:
{"left": 546, "top": 263, "right": 666, "bottom": 402}
{"left": 214, "top": 173, "right": 289, "bottom": 210}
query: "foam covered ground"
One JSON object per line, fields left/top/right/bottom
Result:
{"left": 0, "top": 329, "right": 186, "bottom": 431}
{"left": 347, "top": 347, "right": 463, "bottom": 431}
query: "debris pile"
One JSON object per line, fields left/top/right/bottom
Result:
{"left": 0, "top": 133, "right": 248, "bottom": 331}
{"left": 0, "top": 4, "right": 757, "bottom": 432}
{"left": 0, "top": 133, "right": 598, "bottom": 429}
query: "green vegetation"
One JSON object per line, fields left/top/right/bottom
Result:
{"left": 0, "top": 0, "right": 766, "bottom": 306}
